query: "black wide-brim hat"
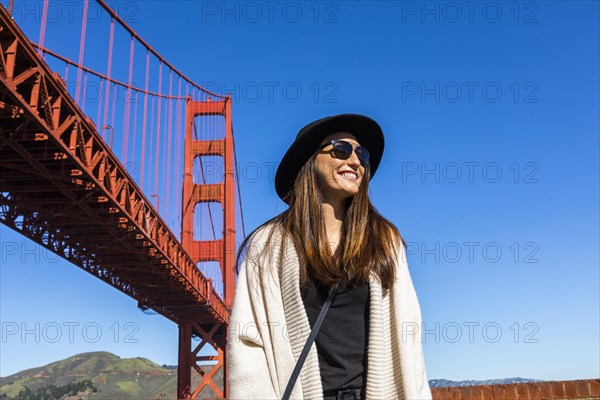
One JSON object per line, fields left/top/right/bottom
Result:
{"left": 275, "top": 114, "right": 384, "bottom": 202}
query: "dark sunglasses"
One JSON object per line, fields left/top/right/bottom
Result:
{"left": 318, "top": 139, "right": 370, "bottom": 167}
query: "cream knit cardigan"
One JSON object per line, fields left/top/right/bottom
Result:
{"left": 227, "top": 224, "right": 432, "bottom": 400}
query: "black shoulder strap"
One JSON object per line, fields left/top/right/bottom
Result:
{"left": 281, "top": 283, "right": 338, "bottom": 400}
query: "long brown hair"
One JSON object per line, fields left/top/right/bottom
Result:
{"left": 236, "top": 151, "right": 404, "bottom": 290}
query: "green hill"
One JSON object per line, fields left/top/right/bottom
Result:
{"left": 0, "top": 351, "right": 219, "bottom": 399}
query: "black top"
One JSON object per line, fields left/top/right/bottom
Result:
{"left": 300, "top": 274, "right": 370, "bottom": 396}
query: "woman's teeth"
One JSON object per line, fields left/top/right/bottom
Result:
{"left": 339, "top": 172, "right": 357, "bottom": 180}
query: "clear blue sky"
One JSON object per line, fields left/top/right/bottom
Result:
{"left": 1, "top": 0, "right": 598, "bottom": 382}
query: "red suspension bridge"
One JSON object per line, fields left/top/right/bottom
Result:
{"left": 0, "top": 1, "right": 245, "bottom": 398}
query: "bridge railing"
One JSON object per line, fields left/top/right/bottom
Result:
{"left": 431, "top": 379, "right": 600, "bottom": 400}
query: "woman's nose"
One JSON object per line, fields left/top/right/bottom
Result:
{"left": 347, "top": 149, "right": 361, "bottom": 167}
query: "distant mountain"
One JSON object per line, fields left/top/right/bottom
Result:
{"left": 0, "top": 351, "right": 221, "bottom": 399}
{"left": 429, "top": 377, "right": 543, "bottom": 388}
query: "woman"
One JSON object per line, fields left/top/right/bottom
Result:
{"left": 227, "top": 114, "right": 432, "bottom": 400}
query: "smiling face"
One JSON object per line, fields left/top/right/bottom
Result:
{"left": 315, "top": 132, "right": 366, "bottom": 204}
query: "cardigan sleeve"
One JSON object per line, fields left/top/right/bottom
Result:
{"left": 393, "top": 241, "right": 433, "bottom": 400}
{"left": 227, "top": 238, "right": 279, "bottom": 400}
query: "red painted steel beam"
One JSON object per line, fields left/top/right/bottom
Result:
{"left": 223, "top": 99, "right": 236, "bottom": 311}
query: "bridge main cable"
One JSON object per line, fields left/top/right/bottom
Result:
{"left": 95, "top": 0, "right": 227, "bottom": 99}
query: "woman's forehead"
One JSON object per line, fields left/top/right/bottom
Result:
{"left": 320, "top": 132, "right": 360, "bottom": 145}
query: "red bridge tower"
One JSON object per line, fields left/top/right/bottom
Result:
{"left": 179, "top": 98, "right": 236, "bottom": 399}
